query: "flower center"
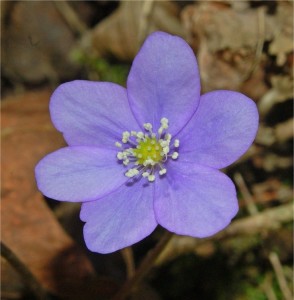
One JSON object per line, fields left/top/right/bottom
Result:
{"left": 133, "top": 137, "right": 162, "bottom": 164}
{"left": 115, "top": 118, "right": 179, "bottom": 182}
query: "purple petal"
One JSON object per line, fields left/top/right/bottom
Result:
{"left": 50, "top": 81, "right": 141, "bottom": 149}
{"left": 127, "top": 31, "right": 200, "bottom": 135}
{"left": 35, "top": 147, "right": 127, "bottom": 202}
{"left": 177, "top": 90, "right": 259, "bottom": 169}
{"left": 154, "top": 161, "right": 238, "bottom": 237}
{"left": 80, "top": 180, "right": 157, "bottom": 253}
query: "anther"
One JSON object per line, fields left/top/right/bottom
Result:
{"left": 162, "top": 146, "right": 169, "bottom": 155}
{"left": 125, "top": 168, "right": 139, "bottom": 178}
{"left": 159, "top": 168, "right": 167, "bottom": 175}
{"left": 148, "top": 174, "right": 155, "bottom": 182}
{"left": 137, "top": 132, "right": 144, "bottom": 139}
{"left": 123, "top": 159, "right": 130, "bottom": 165}
{"left": 117, "top": 152, "right": 124, "bottom": 160}
{"left": 165, "top": 133, "right": 172, "bottom": 141}
{"left": 116, "top": 117, "right": 179, "bottom": 182}
{"left": 161, "top": 117, "right": 168, "bottom": 125}
{"left": 174, "top": 139, "right": 180, "bottom": 147}
{"left": 172, "top": 152, "right": 179, "bottom": 159}
{"left": 143, "top": 123, "right": 152, "bottom": 131}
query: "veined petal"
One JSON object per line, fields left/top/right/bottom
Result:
{"left": 50, "top": 81, "right": 140, "bottom": 149}
{"left": 35, "top": 147, "right": 126, "bottom": 202}
{"left": 177, "top": 91, "right": 259, "bottom": 169}
{"left": 80, "top": 180, "right": 157, "bottom": 254}
{"left": 154, "top": 161, "right": 238, "bottom": 237}
{"left": 127, "top": 31, "right": 200, "bottom": 135}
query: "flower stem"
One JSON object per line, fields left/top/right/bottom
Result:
{"left": 1, "top": 241, "right": 50, "bottom": 300}
{"left": 113, "top": 230, "right": 173, "bottom": 300}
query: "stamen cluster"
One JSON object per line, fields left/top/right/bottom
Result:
{"left": 115, "top": 118, "right": 179, "bottom": 182}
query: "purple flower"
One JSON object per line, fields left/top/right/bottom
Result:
{"left": 35, "top": 31, "right": 258, "bottom": 254}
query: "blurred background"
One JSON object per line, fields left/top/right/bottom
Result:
{"left": 1, "top": 1, "right": 293, "bottom": 299}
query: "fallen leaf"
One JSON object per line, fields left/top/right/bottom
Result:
{"left": 1, "top": 257, "right": 25, "bottom": 300}
{"left": 1, "top": 1, "right": 79, "bottom": 84}
{"left": 252, "top": 179, "right": 293, "bottom": 204}
{"left": 1, "top": 89, "right": 118, "bottom": 299}
{"left": 79, "top": 1, "right": 184, "bottom": 61}
{"left": 181, "top": 2, "right": 273, "bottom": 98}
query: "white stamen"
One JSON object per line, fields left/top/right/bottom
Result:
{"left": 148, "top": 174, "right": 155, "bottom": 182}
{"left": 172, "top": 152, "right": 179, "bottom": 159}
{"left": 125, "top": 168, "right": 139, "bottom": 178}
{"left": 137, "top": 132, "right": 144, "bottom": 139}
{"left": 143, "top": 123, "right": 152, "bottom": 131}
{"left": 122, "top": 131, "right": 130, "bottom": 139}
{"left": 117, "top": 152, "right": 124, "bottom": 160}
{"left": 123, "top": 159, "right": 130, "bottom": 165}
{"left": 161, "top": 117, "right": 168, "bottom": 126}
{"left": 162, "top": 146, "right": 169, "bottom": 155}
{"left": 165, "top": 133, "right": 172, "bottom": 141}
{"left": 159, "top": 168, "right": 167, "bottom": 175}
{"left": 143, "top": 158, "right": 155, "bottom": 166}
{"left": 116, "top": 117, "right": 179, "bottom": 182}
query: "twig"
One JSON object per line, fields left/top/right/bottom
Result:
{"left": 121, "top": 247, "right": 135, "bottom": 279}
{"left": 138, "top": 0, "right": 155, "bottom": 45}
{"left": 1, "top": 241, "right": 50, "bottom": 300}
{"left": 54, "top": 1, "right": 87, "bottom": 36}
{"left": 113, "top": 231, "right": 173, "bottom": 300}
{"left": 262, "top": 273, "right": 278, "bottom": 300}
{"left": 258, "top": 76, "right": 293, "bottom": 117}
{"left": 155, "top": 203, "right": 293, "bottom": 265}
{"left": 269, "top": 252, "right": 293, "bottom": 300}
{"left": 242, "top": 6, "right": 265, "bottom": 82}
{"left": 234, "top": 173, "right": 258, "bottom": 215}
{"left": 256, "top": 119, "right": 294, "bottom": 147}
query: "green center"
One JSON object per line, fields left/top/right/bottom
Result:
{"left": 133, "top": 137, "right": 163, "bottom": 164}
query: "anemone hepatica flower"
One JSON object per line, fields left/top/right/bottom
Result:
{"left": 35, "top": 31, "right": 258, "bottom": 254}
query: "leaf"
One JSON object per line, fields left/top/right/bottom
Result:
{"left": 1, "top": 90, "right": 118, "bottom": 299}
{"left": 79, "top": 1, "right": 184, "bottom": 61}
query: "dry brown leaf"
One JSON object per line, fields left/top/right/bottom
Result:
{"left": 1, "top": 257, "right": 25, "bottom": 300}
{"left": 259, "top": 76, "right": 294, "bottom": 117}
{"left": 79, "top": 1, "right": 184, "bottom": 61}
{"left": 1, "top": 1, "right": 79, "bottom": 84}
{"left": 181, "top": 2, "right": 273, "bottom": 98}
{"left": 252, "top": 179, "right": 293, "bottom": 204}
{"left": 268, "top": 3, "right": 293, "bottom": 66}
{"left": 255, "top": 118, "right": 293, "bottom": 147}
{"left": 1, "top": 90, "right": 117, "bottom": 299}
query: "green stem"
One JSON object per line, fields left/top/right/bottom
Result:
{"left": 113, "top": 230, "right": 173, "bottom": 300}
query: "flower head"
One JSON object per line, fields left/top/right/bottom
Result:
{"left": 35, "top": 31, "right": 259, "bottom": 254}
